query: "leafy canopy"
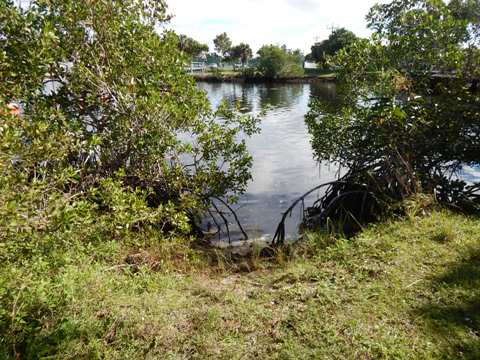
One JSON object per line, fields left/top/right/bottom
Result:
{"left": 229, "top": 43, "right": 253, "bottom": 66}
{"left": 0, "top": 0, "right": 259, "bottom": 253}
{"left": 256, "top": 45, "right": 304, "bottom": 79}
{"left": 309, "top": 28, "right": 358, "bottom": 68}
{"left": 213, "top": 32, "right": 232, "bottom": 58}
{"left": 177, "top": 34, "right": 209, "bottom": 58}
{"left": 306, "top": 0, "right": 480, "bottom": 204}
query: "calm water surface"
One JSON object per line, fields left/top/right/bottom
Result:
{"left": 198, "top": 82, "right": 340, "bottom": 242}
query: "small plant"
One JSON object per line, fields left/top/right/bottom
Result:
{"left": 431, "top": 226, "right": 456, "bottom": 244}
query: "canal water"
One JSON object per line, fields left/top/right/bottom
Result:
{"left": 197, "top": 81, "right": 340, "bottom": 243}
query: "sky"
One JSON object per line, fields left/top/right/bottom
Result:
{"left": 166, "top": 0, "right": 390, "bottom": 54}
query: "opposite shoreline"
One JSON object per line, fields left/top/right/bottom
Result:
{"left": 192, "top": 73, "right": 337, "bottom": 84}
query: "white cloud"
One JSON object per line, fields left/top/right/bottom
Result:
{"left": 165, "top": 0, "right": 390, "bottom": 54}
{"left": 286, "top": 0, "right": 321, "bottom": 12}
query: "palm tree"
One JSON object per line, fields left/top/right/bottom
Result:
{"left": 231, "top": 43, "right": 253, "bottom": 68}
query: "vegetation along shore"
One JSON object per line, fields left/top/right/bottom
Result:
{"left": 0, "top": 0, "right": 479, "bottom": 358}
{"left": 191, "top": 70, "right": 337, "bottom": 84}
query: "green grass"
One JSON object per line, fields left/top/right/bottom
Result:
{"left": 1, "top": 209, "right": 480, "bottom": 359}
{"left": 193, "top": 68, "right": 336, "bottom": 80}
{"left": 303, "top": 68, "right": 336, "bottom": 78}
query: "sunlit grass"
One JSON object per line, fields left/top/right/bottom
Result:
{"left": 1, "top": 210, "right": 479, "bottom": 358}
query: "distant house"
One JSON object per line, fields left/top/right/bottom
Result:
{"left": 303, "top": 61, "right": 318, "bottom": 69}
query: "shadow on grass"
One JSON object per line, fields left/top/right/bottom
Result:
{"left": 415, "top": 249, "right": 480, "bottom": 359}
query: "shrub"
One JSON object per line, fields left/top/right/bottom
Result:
{"left": 305, "top": 0, "right": 480, "bottom": 210}
{"left": 0, "top": 1, "right": 259, "bottom": 355}
{"left": 241, "top": 67, "right": 257, "bottom": 79}
{"left": 0, "top": 0, "right": 259, "bottom": 241}
{"left": 279, "top": 63, "right": 304, "bottom": 78}
{"left": 256, "top": 45, "right": 304, "bottom": 79}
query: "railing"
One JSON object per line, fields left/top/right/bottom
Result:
{"left": 186, "top": 62, "right": 206, "bottom": 73}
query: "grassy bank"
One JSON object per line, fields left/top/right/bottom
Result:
{"left": 1, "top": 208, "right": 479, "bottom": 359}
{"left": 192, "top": 69, "right": 336, "bottom": 83}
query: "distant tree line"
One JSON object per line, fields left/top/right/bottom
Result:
{"left": 176, "top": 24, "right": 373, "bottom": 78}
{"left": 177, "top": 34, "right": 209, "bottom": 58}
{"left": 176, "top": 31, "right": 307, "bottom": 78}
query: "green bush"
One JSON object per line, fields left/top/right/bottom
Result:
{"left": 0, "top": 0, "right": 259, "bottom": 242}
{"left": 279, "top": 63, "right": 304, "bottom": 78}
{"left": 209, "top": 67, "right": 223, "bottom": 77}
{"left": 306, "top": 0, "right": 480, "bottom": 206}
{"left": 0, "top": 1, "right": 259, "bottom": 356}
{"left": 256, "top": 45, "right": 304, "bottom": 79}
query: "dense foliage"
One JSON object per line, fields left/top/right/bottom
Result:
{"left": 256, "top": 45, "right": 304, "bottom": 79}
{"left": 229, "top": 43, "right": 253, "bottom": 67}
{"left": 0, "top": 0, "right": 259, "bottom": 236}
{"left": 306, "top": 0, "right": 480, "bottom": 209}
{"left": 0, "top": 1, "right": 259, "bottom": 355}
{"left": 308, "top": 28, "right": 358, "bottom": 68}
{"left": 177, "top": 34, "right": 209, "bottom": 58}
{"left": 213, "top": 32, "right": 232, "bottom": 60}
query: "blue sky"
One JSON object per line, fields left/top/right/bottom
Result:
{"left": 166, "top": 0, "right": 390, "bottom": 54}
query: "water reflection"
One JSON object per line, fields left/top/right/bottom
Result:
{"left": 198, "top": 81, "right": 479, "bottom": 243}
{"left": 197, "top": 81, "right": 340, "bottom": 242}
{"left": 257, "top": 83, "right": 305, "bottom": 109}
{"left": 310, "top": 81, "right": 337, "bottom": 101}
{"left": 460, "top": 165, "right": 480, "bottom": 184}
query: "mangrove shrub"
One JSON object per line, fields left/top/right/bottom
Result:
{"left": 306, "top": 0, "right": 480, "bottom": 208}
{"left": 256, "top": 45, "right": 304, "bottom": 79}
{"left": 0, "top": 0, "right": 260, "bottom": 355}
{"left": 0, "top": 0, "right": 259, "bottom": 255}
